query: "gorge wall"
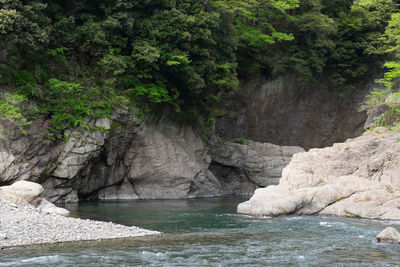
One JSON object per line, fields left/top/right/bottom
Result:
{"left": 0, "top": 75, "right": 370, "bottom": 203}
{"left": 0, "top": 106, "right": 302, "bottom": 203}
{"left": 216, "top": 75, "right": 369, "bottom": 149}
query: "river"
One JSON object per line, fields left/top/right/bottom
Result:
{"left": 1, "top": 197, "right": 399, "bottom": 266}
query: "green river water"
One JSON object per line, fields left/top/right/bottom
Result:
{"left": 1, "top": 197, "right": 400, "bottom": 266}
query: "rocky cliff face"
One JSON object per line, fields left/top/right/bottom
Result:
{"left": 1, "top": 109, "right": 300, "bottom": 203}
{"left": 216, "top": 75, "right": 369, "bottom": 149}
{"left": 210, "top": 141, "right": 304, "bottom": 195}
{"left": 238, "top": 127, "right": 400, "bottom": 220}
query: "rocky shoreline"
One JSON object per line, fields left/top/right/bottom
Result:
{"left": 238, "top": 127, "right": 400, "bottom": 220}
{"left": 0, "top": 181, "right": 159, "bottom": 248}
{"left": 0, "top": 199, "right": 159, "bottom": 248}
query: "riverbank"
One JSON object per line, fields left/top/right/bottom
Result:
{"left": 238, "top": 127, "right": 400, "bottom": 220}
{"left": 0, "top": 199, "right": 159, "bottom": 248}
{"left": 2, "top": 198, "right": 399, "bottom": 266}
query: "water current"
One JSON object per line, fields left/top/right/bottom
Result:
{"left": 1, "top": 197, "right": 400, "bottom": 266}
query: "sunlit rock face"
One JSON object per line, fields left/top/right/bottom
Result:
{"left": 238, "top": 127, "right": 400, "bottom": 220}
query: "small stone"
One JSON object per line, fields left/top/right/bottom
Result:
{"left": 377, "top": 227, "right": 400, "bottom": 244}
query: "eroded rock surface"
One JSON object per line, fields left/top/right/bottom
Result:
{"left": 238, "top": 128, "right": 400, "bottom": 220}
{"left": 1, "top": 108, "right": 302, "bottom": 202}
{"left": 0, "top": 117, "right": 62, "bottom": 185}
{"left": 210, "top": 141, "right": 304, "bottom": 195}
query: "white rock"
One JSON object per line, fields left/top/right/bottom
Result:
{"left": 377, "top": 227, "right": 400, "bottom": 244}
{"left": 37, "top": 198, "right": 70, "bottom": 216}
{"left": 238, "top": 130, "right": 400, "bottom": 220}
{"left": 0, "top": 181, "right": 43, "bottom": 203}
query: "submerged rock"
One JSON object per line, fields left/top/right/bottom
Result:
{"left": 238, "top": 128, "right": 400, "bottom": 220}
{"left": 377, "top": 227, "right": 400, "bottom": 244}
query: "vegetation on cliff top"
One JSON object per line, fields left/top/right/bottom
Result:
{"left": 0, "top": 0, "right": 399, "bottom": 132}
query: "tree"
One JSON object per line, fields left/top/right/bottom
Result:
{"left": 0, "top": 0, "right": 49, "bottom": 49}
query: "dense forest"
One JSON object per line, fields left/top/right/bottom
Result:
{"left": 1, "top": 0, "right": 400, "bottom": 135}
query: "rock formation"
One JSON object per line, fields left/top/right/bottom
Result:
{"left": 210, "top": 140, "right": 304, "bottom": 195}
{"left": 238, "top": 127, "right": 400, "bottom": 220}
{"left": 1, "top": 105, "right": 301, "bottom": 202}
{"left": 216, "top": 75, "right": 369, "bottom": 149}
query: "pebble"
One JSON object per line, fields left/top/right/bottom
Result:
{"left": 0, "top": 199, "right": 160, "bottom": 248}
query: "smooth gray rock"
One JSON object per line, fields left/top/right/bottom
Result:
{"left": 210, "top": 141, "right": 304, "bottom": 187}
{"left": 53, "top": 124, "right": 108, "bottom": 179}
{"left": 126, "top": 118, "right": 221, "bottom": 199}
{"left": 98, "top": 179, "right": 139, "bottom": 200}
{"left": 0, "top": 117, "right": 62, "bottom": 185}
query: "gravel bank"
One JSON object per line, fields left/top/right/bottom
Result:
{"left": 0, "top": 199, "right": 160, "bottom": 248}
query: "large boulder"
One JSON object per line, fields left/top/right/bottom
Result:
{"left": 0, "top": 181, "right": 43, "bottom": 203}
{"left": 0, "top": 181, "right": 69, "bottom": 216}
{"left": 238, "top": 128, "right": 400, "bottom": 220}
{"left": 210, "top": 140, "right": 304, "bottom": 195}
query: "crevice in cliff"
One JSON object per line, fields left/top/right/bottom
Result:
{"left": 208, "top": 161, "right": 258, "bottom": 196}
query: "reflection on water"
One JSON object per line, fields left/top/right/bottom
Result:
{"left": 1, "top": 197, "right": 400, "bottom": 266}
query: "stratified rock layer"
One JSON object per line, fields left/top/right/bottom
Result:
{"left": 216, "top": 75, "right": 369, "bottom": 149}
{"left": 210, "top": 141, "right": 304, "bottom": 195}
{"left": 238, "top": 127, "right": 400, "bottom": 220}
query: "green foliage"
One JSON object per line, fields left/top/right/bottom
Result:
{"left": 41, "top": 78, "right": 112, "bottom": 130}
{"left": 358, "top": 87, "right": 392, "bottom": 111}
{"left": 232, "top": 137, "right": 247, "bottom": 144}
{"left": 129, "top": 80, "right": 172, "bottom": 104}
{"left": 0, "top": 92, "right": 30, "bottom": 134}
{"left": 360, "top": 6, "right": 400, "bottom": 125}
{"left": 278, "top": 0, "right": 395, "bottom": 95}
{"left": 0, "top": 0, "right": 49, "bottom": 49}
{"left": 47, "top": 47, "right": 68, "bottom": 63}
{"left": 2, "top": 0, "right": 399, "bottom": 131}
{"left": 214, "top": 0, "right": 298, "bottom": 75}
